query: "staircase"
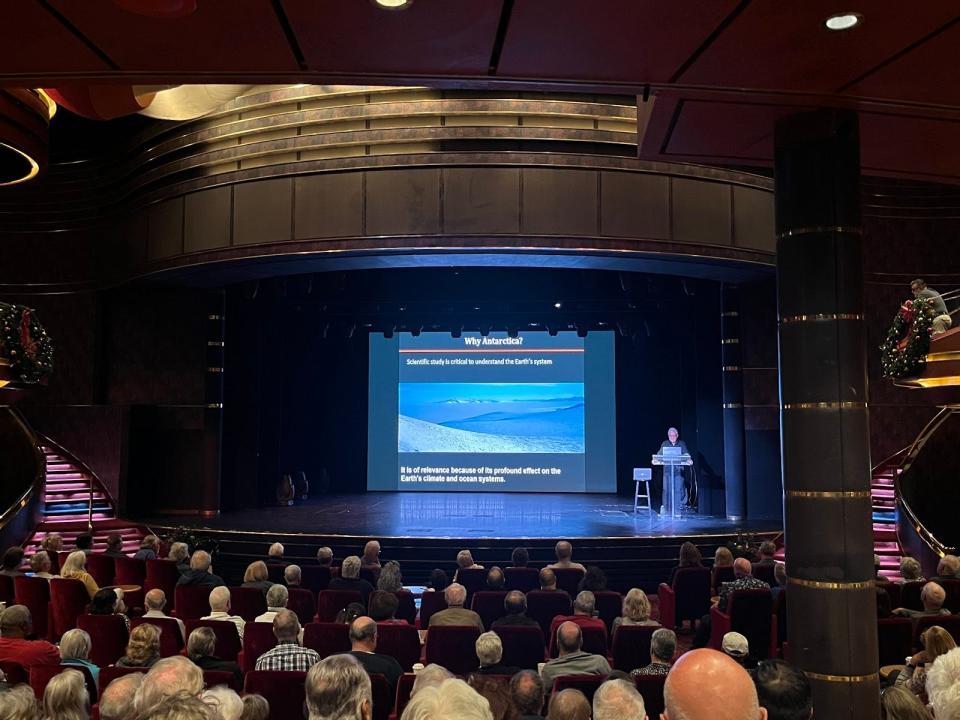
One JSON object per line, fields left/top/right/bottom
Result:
{"left": 872, "top": 452, "right": 907, "bottom": 582}
{"left": 23, "top": 440, "right": 145, "bottom": 556}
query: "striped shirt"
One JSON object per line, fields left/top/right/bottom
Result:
{"left": 254, "top": 641, "right": 320, "bottom": 672}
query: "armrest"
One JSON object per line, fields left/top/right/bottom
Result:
{"left": 709, "top": 605, "right": 730, "bottom": 649}
{"left": 658, "top": 583, "right": 676, "bottom": 629}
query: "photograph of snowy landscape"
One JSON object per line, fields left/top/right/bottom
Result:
{"left": 398, "top": 382, "right": 585, "bottom": 453}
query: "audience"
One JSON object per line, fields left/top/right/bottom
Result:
{"left": 933, "top": 555, "right": 960, "bottom": 583}
{"left": 548, "top": 541, "right": 586, "bottom": 573}
{"left": 541, "top": 621, "right": 612, "bottom": 689}
{"left": 316, "top": 546, "right": 334, "bottom": 567}
{"left": 187, "top": 626, "right": 243, "bottom": 689}
{"left": 454, "top": 550, "right": 485, "bottom": 581}
{"left": 29, "top": 550, "right": 56, "bottom": 579}
{"left": 284, "top": 564, "right": 302, "bottom": 587}
{"left": 362, "top": 540, "right": 382, "bottom": 573}
{"left": 492, "top": 591, "right": 540, "bottom": 628}
{"left": 578, "top": 566, "right": 607, "bottom": 593}
{"left": 116, "top": 622, "right": 162, "bottom": 667}
{"left": 377, "top": 560, "right": 403, "bottom": 592}
{"left": 898, "top": 557, "right": 926, "bottom": 584}
{"left": 90, "top": 587, "right": 130, "bottom": 630}
{"left": 202, "top": 684, "right": 244, "bottom": 720}
{"left": 593, "top": 678, "right": 646, "bottom": 720}
{"left": 369, "top": 590, "right": 405, "bottom": 623}
{"left": 255, "top": 608, "right": 319, "bottom": 671}
{"left": 103, "top": 533, "right": 126, "bottom": 558}
{"left": 337, "top": 602, "right": 368, "bottom": 625}
{"left": 76, "top": 533, "right": 94, "bottom": 555}
{"left": 59, "top": 628, "right": 99, "bottom": 685}
{"left": 511, "top": 547, "right": 530, "bottom": 568}
{"left": 510, "top": 670, "right": 545, "bottom": 720}
{"left": 329, "top": 556, "right": 375, "bottom": 604}
{"left": 402, "top": 677, "right": 491, "bottom": 720}
{"left": 144, "top": 588, "right": 186, "bottom": 642}
{"left": 242, "top": 561, "right": 273, "bottom": 594}
{"left": 99, "top": 672, "right": 143, "bottom": 720}
{"left": 1, "top": 547, "right": 25, "bottom": 576}
{"left": 267, "top": 542, "right": 285, "bottom": 562}
{"left": 713, "top": 547, "right": 735, "bottom": 591}
{"left": 410, "top": 664, "right": 453, "bottom": 696}
{"left": 306, "top": 653, "right": 372, "bottom": 720}
{"left": 61, "top": 549, "right": 100, "bottom": 598}
{"left": 486, "top": 566, "right": 506, "bottom": 590}
{"left": 896, "top": 624, "right": 956, "bottom": 704}
{"left": 202, "top": 586, "right": 246, "bottom": 639}
{"left": 631, "top": 627, "right": 676, "bottom": 676}
{"left": 255, "top": 584, "right": 289, "bottom": 623}
{"left": 0, "top": 605, "right": 60, "bottom": 669}
{"left": 538, "top": 568, "right": 567, "bottom": 595}
{"left": 177, "top": 550, "right": 225, "bottom": 587}
{"left": 612, "top": 588, "right": 658, "bottom": 632}
{"left": 42, "top": 668, "right": 88, "bottom": 720}
{"left": 140, "top": 691, "right": 212, "bottom": 720}
{"left": 41, "top": 533, "right": 63, "bottom": 571}
{"left": 549, "top": 590, "right": 605, "bottom": 639}
{"left": 772, "top": 563, "right": 787, "bottom": 598}
{"left": 168, "top": 542, "right": 191, "bottom": 573}
{"left": 756, "top": 541, "right": 777, "bottom": 566}
{"left": 668, "top": 541, "right": 704, "bottom": 584}
{"left": 0, "top": 685, "right": 38, "bottom": 720}
{"left": 881, "top": 686, "right": 934, "bottom": 720}
{"left": 893, "top": 582, "right": 950, "bottom": 619}
{"left": 240, "top": 694, "right": 271, "bottom": 720}
{"left": 135, "top": 535, "right": 161, "bottom": 561}
{"left": 926, "top": 646, "right": 960, "bottom": 719}
{"left": 428, "top": 583, "right": 484, "bottom": 632}
{"left": 425, "top": 568, "right": 449, "bottom": 592}
{"left": 546, "top": 688, "right": 591, "bottom": 720}
{"left": 663, "top": 648, "right": 765, "bottom": 720}
{"left": 721, "top": 631, "right": 750, "bottom": 667}
{"left": 466, "top": 674, "right": 517, "bottom": 720}
{"left": 474, "top": 631, "right": 520, "bottom": 676}
{"left": 753, "top": 659, "right": 812, "bottom": 720}
{"left": 348, "top": 615, "right": 403, "bottom": 695}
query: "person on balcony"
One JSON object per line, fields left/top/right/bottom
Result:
{"left": 911, "top": 279, "right": 953, "bottom": 334}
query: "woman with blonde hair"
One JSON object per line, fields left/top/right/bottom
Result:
{"left": 60, "top": 628, "right": 99, "bottom": 686}
{"left": 168, "top": 541, "right": 190, "bottom": 572}
{"left": 377, "top": 561, "right": 403, "bottom": 593}
{"left": 612, "top": 588, "right": 659, "bottom": 633}
{"left": 60, "top": 550, "right": 99, "bottom": 599}
{"left": 41, "top": 668, "right": 88, "bottom": 720}
{"left": 881, "top": 686, "right": 934, "bottom": 720}
{"left": 241, "top": 561, "right": 272, "bottom": 594}
{"left": 712, "top": 546, "right": 735, "bottom": 595}
{"left": 116, "top": 622, "right": 162, "bottom": 668}
{"left": 896, "top": 625, "right": 956, "bottom": 704}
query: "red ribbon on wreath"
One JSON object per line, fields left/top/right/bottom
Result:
{"left": 19, "top": 308, "right": 38, "bottom": 360}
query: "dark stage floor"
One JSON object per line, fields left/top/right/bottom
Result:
{"left": 149, "top": 493, "right": 780, "bottom": 540}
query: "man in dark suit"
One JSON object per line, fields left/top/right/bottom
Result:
{"left": 491, "top": 591, "right": 540, "bottom": 629}
{"left": 347, "top": 616, "right": 403, "bottom": 697}
{"left": 655, "top": 426, "right": 695, "bottom": 512}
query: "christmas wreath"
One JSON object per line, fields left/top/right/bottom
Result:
{"left": 0, "top": 302, "right": 54, "bottom": 385}
{"left": 880, "top": 297, "right": 934, "bottom": 379}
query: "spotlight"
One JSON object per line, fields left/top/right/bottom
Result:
{"left": 554, "top": 302, "right": 562, "bottom": 309}
{"left": 824, "top": 12, "right": 862, "bottom": 30}
{"left": 372, "top": 0, "right": 413, "bottom": 9}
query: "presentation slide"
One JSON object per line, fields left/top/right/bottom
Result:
{"left": 368, "top": 331, "right": 616, "bottom": 492}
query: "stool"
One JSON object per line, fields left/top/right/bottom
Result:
{"left": 633, "top": 468, "right": 652, "bottom": 512}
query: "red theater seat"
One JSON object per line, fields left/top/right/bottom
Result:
{"left": 392, "top": 673, "right": 416, "bottom": 720}
{"left": 317, "top": 589, "right": 363, "bottom": 622}
{"left": 204, "top": 669, "right": 240, "bottom": 692}
{"left": 244, "top": 670, "right": 307, "bottom": 720}
{"left": 659, "top": 567, "right": 711, "bottom": 629}
{"left": 183, "top": 619, "right": 242, "bottom": 661}
{"left": 370, "top": 673, "right": 392, "bottom": 720}
{"left": 145, "top": 560, "right": 181, "bottom": 609}
{"left": 50, "top": 578, "right": 90, "bottom": 641}
{"left": 85, "top": 555, "right": 116, "bottom": 588}
{"left": 418, "top": 592, "right": 447, "bottom": 628}
{"left": 229, "top": 587, "right": 267, "bottom": 621}
{"left": 14, "top": 575, "right": 53, "bottom": 640}
{"left": 913, "top": 614, "right": 960, "bottom": 650}
{"left": 593, "top": 591, "right": 623, "bottom": 633}
{"left": 471, "top": 591, "right": 508, "bottom": 630}
{"left": 0, "top": 574, "right": 13, "bottom": 604}
{"left": 493, "top": 625, "right": 545, "bottom": 669}
{"left": 287, "top": 588, "right": 317, "bottom": 627}
{"left": 527, "top": 591, "right": 572, "bottom": 638}
{"left": 424, "top": 625, "right": 481, "bottom": 675}
{"left": 30, "top": 664, "right": 98, "bottom": 704}
{"left": 611, "top": 625, "right": 658, "bottom": 672}
{"left": 709, "top": 589, "right": 776, "bottom": 661}
{"left": 504, "top": 567, "right": 540, "bottom": 593}
{"left": 303, "top": 621, "right": 351, "bottom": 658}
{"left": 98, "top": 665, "right": 148, "bottom": 693}
{"left": 267, "top": 562, "right": 287, "bottom": 584}
{"left": 375, "top": 622, "right": 421, "bottom": 672}
{"left": 174, "top": 585, "right": 214, "bottom": 620}
{"left": 551, "top": 674, "right": 604, "bottom": 703}
{"left": 634, "top": 674, "right": 667, "bottom": 718}
{"left": 752, "top": 563, "right": 776, "bottom": 586}
{"left": 0, "top": 660, "right": 28, "bottom": 686}
{"left": 131, "top": 616, "right": 184, "bottom": 657}
{"left": 114, "top": 556, "right": 147, "bottom": 588}
{"left": 237, "top": 621, "right": 278, "bottom": 673}
{"left": 712, "top": 565, "right": 735, "bottom": 594}
{"left": 302, "top": 566, "right": 332, "bottom": 594}
{"left": 394, "top": 590, "right": 417, "bottom": 625}
{"left": 77, "top": 614, "right": 129, "bottom": 667}
{"left": 455, "top": 568, "right": 486, "bottom": 601}
{"left": 899, "top": 581, "right": 925, "bottom": 611}
{"left": 553, "top": 569, "right": 585, "bottom": 597}
{"left": 549, "top": 623, "right": 607, "bottom": 658}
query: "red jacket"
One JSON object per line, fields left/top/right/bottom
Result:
{"left": 0, "top": 637, "right": 61, "bottom": 669}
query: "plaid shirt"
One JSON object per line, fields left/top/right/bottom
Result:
{"left": 254, "top": 641, "right": 320, "bottom": 672}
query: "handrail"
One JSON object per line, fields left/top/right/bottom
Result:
{"left": 0, "top": 408, "right": 44, "bottom": 535}
{"left": 895, "top": 407, "right": 957, "bottom": 557}
{"left": 38, "top": 434, "right": 115, "bottom": 533}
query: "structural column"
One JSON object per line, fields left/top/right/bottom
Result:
{"left": 774, "top": 109, "right": 878, "bottom": 718}
{"left": 721, "top": 284, "right": 747, "bottom": 521}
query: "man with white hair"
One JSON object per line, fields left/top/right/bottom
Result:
{"left": 284, "top": 564, "right": 303, "bottom": 587}
{"left": 547, "top": 541, "right": 586, "bottom": 572}
{"left": 99, "top": 672, "right": 143, "bottom": 720}
{"left": 927, "top": 646, "right": 960, "bottom": 718}
{"left": 317, "top": 546, "right": 334, "bottom": 567}
{"left": 255, "top": 584, "right": 289, "bottom": 623}
{"left": 201, "top": 586, "right": 246, "bottom": 639}
{"left": 474, "top": 631, "right": 520, "bottom": 676}
{"left": 631, "top": 628, "right": 675, "bottom": 676}
{"left": 255, "top": 609, "right": 319, "bottom": 672}
{"left": 402, "top": 677, "right": 493, "bottom": 720}
{"left": 133, "top": 655, "right": 204, "bottom": 715}
{"left": 176, "top": 550, "right": 225, "bottom": 587}
{"left": 933, "top": 555, "right": 960, "bottom": 583}
{"left": 593, "top": 678, "right": 646, "bottom": 720}
{"left": 202, "top": 685, "right": 244, "bottom": 720}
{"left": 427, "top": 583, "right": 484, "bottom": 632}
{"left": 305, "top": 653, "right": 372, "bottom": 720}
{"left": 328, "top": 556, "right": 375, "bottom": 604}
{"left": 893, "top": 581, "right": 951, "bottom": 619}
{"left": 144, "top": 588, "right": 186, "bottom": 642}
{"left": 663, "top": 648, "right": 766, "bottom": 720}
{"left": 410, "top": 664, "right": 453, "bottom": 696}
{"left": 548, "top": 590, "right": 606, "bottom": 640}
{"left": 348, "top": 616, "right": 403, "bottom": 696}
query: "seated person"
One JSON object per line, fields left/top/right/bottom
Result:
{"left": 511, "top": 547, "right": 530, "bottom": 568}
{"left": 336, "top": 602, "right": 367, "bottom": 625}
{"left": 187, "top": 625, "right": 243, "bottom": 689}
{"left": 267, "top": 542, "right": 285, "bottom": 563}
{"left": 932, "top": 555, "right": 960, "bottom": 583}
{"left": 897, "top": 557, "right": 926, "bottom": 585}
{"left": 242, "top": 561, "right": 274, "bottom": 595}
{"left": 549, "top": 591, "right": 606, "bottom": 640}
{"left": 453, "top": 550, "right": 484, "bottom": 583}
{"left": 486, "top": 566, "right": 505, "bottom": 590}
{"left": 895, "top": 625, "right": 956, "bottom": 705}
{"left": 0, "top": 605, "right": 60, "bottom": 669}
{"left": 721, "top": 631, "right": 751, "bottom": 668}
{"left": 668, "top": 542, "right": 704, "bottom": 585}
{"left": 60, "top": 550, "right": 99, "bottom": 599}
{"left": 537, "top": 568, "right": 569, "bottom": 597}
{"left": 116, "top": 623, "right": 162, "bottom": 668}
{"left": 347, "top": 616, "right": 403, "bottom": 696}
{"left": 29, "top": 551, "right": 57, "bottom": 580}
{"left": 255, "top": 609, "right": 320, "bottom": 671}
{"left": 541, "top": 622, "right": 611, "bottom": 690}
{"left": 612, "top": 588, "right": 659, "bottom": 633}
{"left": 202, "top": 586, "right": 246, "bottom": 640}
{"left": 328, "top": 555, "right": 375, "bottom": 605}
{"left": 255, "top": 584, "right": 289, "bottom": 624}
{"left": 369, "top": 590, "right": 406, "bottom": 624}
{"left": 59, "top": 628, "right": 100, "bottom": 685}
{"left": 0, "top": 548, "right": 25, "bottom": 577}
{"left": 893, "top": 582, "right": 952, "bottom": 620}
{"left": 90, "top": 587, "right": 130, "bottom": 631}
{"left": 376, "top": 561, "right": 403, "bottom": 593}
{"left": 428, "top": 583, "right": 484, "bottom": 632}
{"left": 41, "top": 533, "right": 63, "bottom": 574}
{"left": 755, "top": 541, "right": 777, "bottom": 567}
{"left": 491, "top": 591, "right": 540, "bottom": 628}
{"left": 75, "top": 533, "right": 94, "bottom": 555}
{"left": 167, "top": 542, "right": 191, "bottom": 574}
{"left": 473, "top": 631, "right": 520, "bottom": 676}
{"left": 176, "top": 550, "right": 225, "bottom": 587}
{"left": 425, "top": 569, "right": 449, "bottom": 593}
{"left": 362, "top": 540, "right": 382, "bottom": 576}
{"left": 631, "top": 627, "right": 676, "bottom": 676}
{"left": 143, "top": 588, "right": 186, "bottom": 642}
{"left": 134, "top": 535, "right": 161, "bottom": 561}
{"left": 103, "top": 533, "right": 127, "bottom": 558}
{"left": 316, "top": 546, "right": 334, "bottom": 568}
{"left": 547, "top": 541, "right": 586, "bottom": 573}
{"left": 284, "top": 564, "right": 302, "bottom": 588}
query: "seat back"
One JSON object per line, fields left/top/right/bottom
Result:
{"left": 98, "top": 665, "right": 148, "bottom": 693}
{"left": 30, "top": 664, "right": 98, "bottom": 704}
{"left": 456, "top": 568, "right": 486, "bottom": 602}
{"left": 425, "top": 625, "right": 482, "bottom": 675}
{"left": 527, "top": 591, "right": 572, "bottom": 637}
{"left": 229, "top": 587, "right": 267, "bottom": 621}
{"left": 183, "top": 619, "right": 242, "bottom": 661}
{"left": 672, "top": 568, "right": 712, "bottom": 623}
{"left": 493, "top": 625, "right": 545, "bottom": 669}
{"left": 302, "top": 566, "right": 332, "bottom": 594}
{"left": 553, "top": 569, "right": 585, "bottom": 597}
{"left": 203, "top": 669, "right": 240, "bottom": 692}
{"left": 394, "top": 590, "right": 417, "bottom": 625}
{"left": 144, "top": 560, "right": 181, "bottom": 609}
{"left": 940, "top": 579, "right": 960, "bottom": 613}
{"left": 360, "top": 567, "right": 380, "bottom": 586}
{"left": 593, "top": 591, "right": 623, "bottom": 633}
{"left": 504, "top": 567, "right": 540, "bottom": 593}
{"left": 913, "top": 614, "right": 960, "bottom": 649}
{"left": 551, "top": 674, "right": 603, "bottom": 703}
{"left": 418, "top": 591, "right": 448, "bottom": 627}
{"left": 244, "top": 671, "right": 307, "bottom": 720}
{"left": 0, "top": 659, "right": 28, "bottom": 685}
{"left": 877, "top": 618, "right": 914, "bottom": 666}
{"left": 634, "top": 674, "right": 667, "bottom": 718}
{"left": 131, "top": 616, "right": 183, "bottom": 657}
{"left": 883, "top": 582, "right": 902, "bottom": 610}
{"left": 712, "top": 565, "right": 735, "bottom": 593}
{"left": 471, "top": 591, "right": 509, "bottom": 630}
{"left": 317, "top": 589, "right": 363, "bottom": 622}
{"left": 900, "top": 581, "right": 925, "bottom": 611}
{"left": 14, "top": 575, "right": 52, "bottom": 640}
{"left": 303, "top": 621, "right": 351, "bottom": 658}
{"left": 549, "top": 623, "right": 607, "bottom": 658}
{"left": 240, "top": 621, "right": 278, "bottom": 672}
{"left": 611, "top": 625, "right": 657, "bottom": 672}
{"left": 85, "top": 555, "right": 116, "bottom": 588}
{"left": 0, "top": 574, "right": 13, "bottom": 604}
{"left": 288, "top": 588, "right": 317, "bottom": 626}
{"left": 266, "top": 562, "right": 287, "bottom": 584}
{"left": 77, "top": 614, "right": 129, "bottom": 667}
{"left": 394, "top": 673, "right": 417, "bottom": 719}
{"left": 375, "top": 622, "right": 421, "bottom": 671}
{"left": 113, "top": 556, "right": 147, "bottom": 587}
{"left": 773, "top": 590, "right": 788, "bottom": 646}
{"left": 728, "top": 589, "right": 774, "bottom": 660}
{"left": 752, "top": 563, "right": 776, "bottom": 586}
{"left": 49, "top": 577, "right": 90, "bottom": 641}
{"left": 370, "top": 672, "right": 392, "bottom": 720}
{"left": 174, "top": 585, "right": 215, "bottom": 620}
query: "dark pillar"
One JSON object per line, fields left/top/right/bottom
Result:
{"left": 774, "top": 109, "right": 878, "bottom": 718}
{"left": 721, "top": 283, "right": 747, "bottom": 521}
{"left": 200, "top": 291, "right": 225, "bottom": 519}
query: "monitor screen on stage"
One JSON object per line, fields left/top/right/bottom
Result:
{"left": 367, "top": 331, "right": 616, "bottom": 492}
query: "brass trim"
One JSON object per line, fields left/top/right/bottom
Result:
{"left": 897, "top": 376, "right": 960, "bottom": 388}
{"left": 782, "top": 402, "right": 867, "bottom": 410}
{"left": 206, "top": 403, "right": 224, "bottom": 409}
{"left": 722, "top": 366, "right": 741, "bottom": 372}
{"left": 0, "top": 141, "right": 40, "bottom": 187}
{"left": 207, "top": 341, "right": 225, "bottom": 347}
{"left": 804, "top": 670, "right": 878, "bottom": 684}
{"left": 786, "top": 490, "right": 872, "bottom": 499}
{"left": 925, "top": 351, "right": 960, "bottom": 363}
{"left": 721, "top": 338, "right": 739, "bottom": 345}
{"left": 788, "top": 577, "right": 874, "bottom": 590}
{"left": 779, "top": 313, "right": 863, "bottom": 324}
{"left": 722, "top": 403, "right": 743, "bottom": 409}
{"left": 34, "top": 89, "right": 57, "bottom": 119}
{"left": 777, "top": 226, "right": 862, "bottom": 239}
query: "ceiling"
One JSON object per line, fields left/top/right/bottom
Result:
{"left": 4, "top": 1, "right": 960, "bottom": 182}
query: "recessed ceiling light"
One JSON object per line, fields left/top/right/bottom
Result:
{"left": 825, "top": 13, "right": 862, "bottom": 31}
{"left": 372, "top": 0, "right": 413, "bottom": 9}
